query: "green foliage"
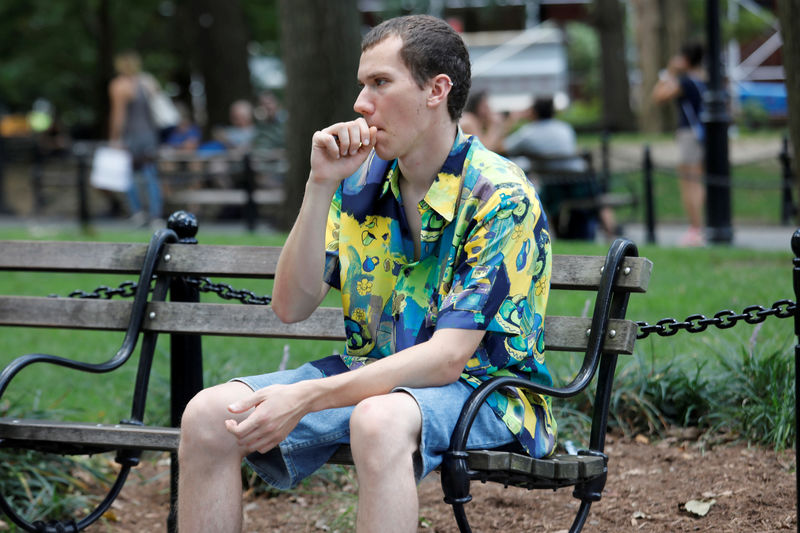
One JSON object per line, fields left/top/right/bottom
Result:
{"left": 703, "top": 335, "right": 795, "bottom": 450}
{"left": 564, "top": 22, "right": 600, "bottom": 97}
{"left": 0, "top": 0, "right": 281, "bottom": 132}
{"left": 553, "top": 336, "right": 795, "bottom": 451}
{"left": 739, "top": 99, "right": 771, "bottom": 130}
{"left": 559, "top": 98, "right": 602, "bottom": 131}
{"left": 0, "top": 402, "right": 115, "bottom": 529}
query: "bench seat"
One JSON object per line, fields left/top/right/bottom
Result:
{"left": 0, "top": 418, "right": 605, "bottom": 489}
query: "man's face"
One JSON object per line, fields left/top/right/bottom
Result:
{"left": 354, "top": 35, "right": 431, "bottom": 161}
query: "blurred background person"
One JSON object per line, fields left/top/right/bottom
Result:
{"left": 108, "top": 50, "right": 163, "bottom": 227}
{"left": 212, "top": 99, "right": 256, "bottom": 155}
{"left": 163, "top": 101, "right": 201, "bottom": 154}
{"left": 253, "top": 90, "right": 286, "bottom": 151}
{"left": 504, "top": 95, "right": 619, "bottom": 240}
{"left": 652, "top": 41, "right": 707, "bottom": 247}
{"left": 459, "top": 89, "right": 507, "bottom": 152}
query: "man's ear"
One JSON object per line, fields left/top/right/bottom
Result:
{"left": 427, "top": 74, "right": 453, "bottom": 109}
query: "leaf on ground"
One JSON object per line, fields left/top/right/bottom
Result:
{"left": 683, "top": 498, "right": 716, "bottom": 517}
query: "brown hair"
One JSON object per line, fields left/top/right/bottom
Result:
{"left": 361, "top": 15, "right": 471, "bottom": 121}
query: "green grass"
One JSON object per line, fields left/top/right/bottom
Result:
{"left": 607, "top": 159, "right": 785, "bottom": 226}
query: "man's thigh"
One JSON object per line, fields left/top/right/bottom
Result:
{"left": 394, "top": 380, "right": 516, "bottom": 481}
{"left": 236, "top": 362, "right": 354, "bottom": 490}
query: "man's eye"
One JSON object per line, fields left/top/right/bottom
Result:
{"left": 375, "top": 79, "right": 387, "bottom": 87}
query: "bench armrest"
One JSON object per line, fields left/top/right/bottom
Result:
{"left": 0, "top": 229, "right": 177, "bottom": 402}
{"left": 441, "top": 238, "right": 639, "bottom": 507}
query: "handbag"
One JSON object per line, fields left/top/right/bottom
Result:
{"left": 90, "top": 146, "right": 133, "bottom": 192}
{"left": 148, "top": 89, "right": 180, "bottom": 129}
{"left": 141, "top": 74, "right": 180, "bottom": 129}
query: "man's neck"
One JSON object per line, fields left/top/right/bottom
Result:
{"left": 397, "top": 120, "right": 458, "bottom": 196}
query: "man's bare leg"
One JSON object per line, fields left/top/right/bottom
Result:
{"left": 350, "top": 392, "right": 423, "bottom": 533}
{"left": 178, "top": 381, "right": 254, "bottom": 533}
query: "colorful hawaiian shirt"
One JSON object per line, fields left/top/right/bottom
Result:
{"left": 322, "top": 129, "right": 556, "bottom": 458}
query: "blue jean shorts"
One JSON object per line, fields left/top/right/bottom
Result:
{"left": 233, "top": 359, "right": 516, "bottom": 490}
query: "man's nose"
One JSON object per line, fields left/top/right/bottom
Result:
{"left": 353, "top": 87, "right": 373, "bottom": 116}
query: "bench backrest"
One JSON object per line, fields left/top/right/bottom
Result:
{"left": 0, "top": 240, "right": 652, "bottom": 355}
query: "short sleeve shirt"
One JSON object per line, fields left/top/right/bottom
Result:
{"left": 323, "top": 129, "right": 556, "bottom": 458}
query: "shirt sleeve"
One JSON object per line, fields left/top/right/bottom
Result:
{"left": 437, "top": 189, "right": 541, "bottom": 336}
{"left": 323, "top": 185, "right": 342, "bottom": 290}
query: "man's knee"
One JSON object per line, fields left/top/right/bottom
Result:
{"left": 180, "top": 383, "right": 249, "bottom": 458}
{"left": 349, "top": 393, "right": 421, "bottom": 460}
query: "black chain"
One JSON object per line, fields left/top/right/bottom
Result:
{"left": 184, "top": 277, "right": 271, "bottom": 305}
{"left": 55, "top": 277, "right": 271, "bottom": 305}
{"left": 51, "top": 281, "right": 141, "bottom": 300}
{"left": 636, "top": 299, "right": 796, "bottom": 339}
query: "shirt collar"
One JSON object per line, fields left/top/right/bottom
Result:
{"left": 380, "top": 127, "right": 472, "bottom": 223}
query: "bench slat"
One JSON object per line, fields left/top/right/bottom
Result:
{"left": 168, "top": 189, "right": 286, "bottom": 206}
{"left": 0, "top": 297, "right": 639, "bottom": 353}
{"left": 0, "top": 241, "right": 652, "bottom": 291}
{"left": 0, "top": 418, "right": 179, "bottom": 451}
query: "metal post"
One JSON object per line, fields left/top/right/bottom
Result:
{"left": 243, "top": 152, "right": 256, "bottom": 232}
{"left": 31, "top": 142, "right": 45, "bottom": 212}
{"left": 780, "top": 136, "right": 795, "bottom": 226}
{"left": 643, "top": 145, "right": 656, "bottom": 244}
{"left": 73, "top": 142, "right": 91, "bottom": 232}
{"left": 601, "top": 130, "right": 611, "bottom": 193}
{"left": 791, "top": 228, "right": 800, "bottom": 533}
{"left": 0, "top": 134, "right": 10, "bottom": 214}
{"left": 703, "top": 0, "right": 733, "bottom": 243}
{"left": 165, "top": 211, "right": 203, "bottom": 533}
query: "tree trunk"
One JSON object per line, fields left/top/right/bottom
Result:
{"left": 592, "top": 0, "right": 637, "bottom": 132}
{"left": 631, "top": 0, "right": 688, "bottom": 133}
{"left": 187, "top": 0, "right": 253, "bottom": 133}
{"left": 96, "top": 0, "right": 114, "bottom": 139}
{"left": 277, "top": 0, "right": 361, "bottom": 229}
{"left": 776, "top": 0, "right": 800, "bottom": 222}
{"left": 631, "top": 0, "right": 663, "bottom": 132}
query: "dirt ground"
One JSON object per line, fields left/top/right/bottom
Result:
{"left": 81, "top": 432, "right": 796, "bottom": 533}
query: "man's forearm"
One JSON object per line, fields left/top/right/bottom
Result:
{"left": 303, "top": 328, "right": 485, "bottom": 413}
{"left": 271, "top": 177, "right": 337, "bottom": 323}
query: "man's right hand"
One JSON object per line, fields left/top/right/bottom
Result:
{"left": 309, "top": 117, "right": 378, "bottom": 187}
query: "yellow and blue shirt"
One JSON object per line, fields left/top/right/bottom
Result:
{"left": 322, "top": 129, "right": 556, "bottom": 458}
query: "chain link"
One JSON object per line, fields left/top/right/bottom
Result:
{"left": 56, "top": 276, "right": 271, "bottom": 305}
{"left": 636, "top": 299, "right": 796, "bottom": 339}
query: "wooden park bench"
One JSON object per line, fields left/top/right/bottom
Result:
{"left": 157, "top": 149, "right": 287, "bottom": 231}
{"left": 0, "top": 211, "right": 652, "bottom": 533}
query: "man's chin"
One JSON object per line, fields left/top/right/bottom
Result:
{"left": 373, "top": 144, "right": 395, "bottom": 161}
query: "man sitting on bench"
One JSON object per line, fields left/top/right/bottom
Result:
{"left": 177, "top": 15, "right": 556, "bottom": 533}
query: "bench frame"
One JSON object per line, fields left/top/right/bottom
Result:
{"left": 0, "top": 211, "right": 651, "bottom": 533}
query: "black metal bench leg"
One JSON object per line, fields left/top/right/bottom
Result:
{"left": 568, "top": 501, "right": 592, "bottom": 533}
{"left": 452, "top": 502, "right": 472, "bottom": 533}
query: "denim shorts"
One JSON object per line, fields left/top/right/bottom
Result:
{"left": 233, "top": 360, "right": 516, "bottom": 490}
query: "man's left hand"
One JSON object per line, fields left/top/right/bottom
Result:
{"left": 225, "top": 383, "right": 310, "bottom": 454}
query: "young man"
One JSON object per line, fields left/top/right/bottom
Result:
{"left": 178, "top": 15, "right": 555, "bottom": 533}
